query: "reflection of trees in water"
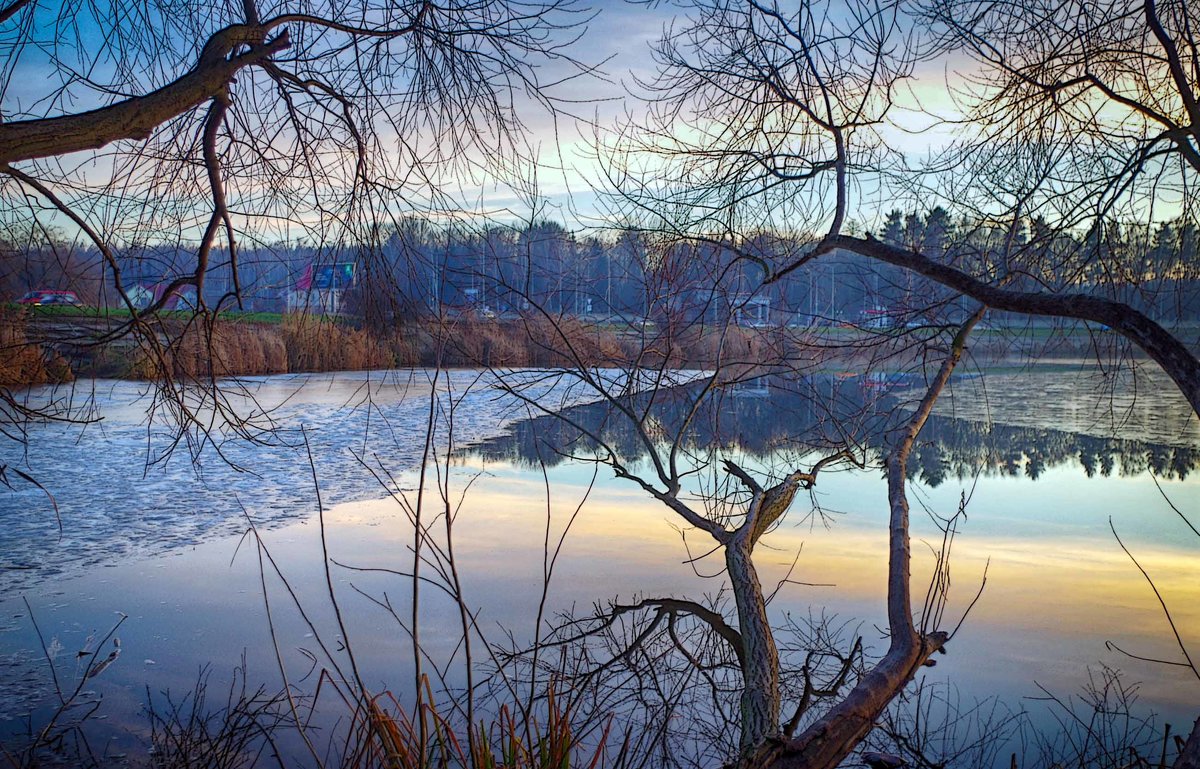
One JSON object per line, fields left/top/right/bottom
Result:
{"left": 467, "top": 376, "right": 1200, "bottom": 486}
{"left": 907, "top": 417, "right": 1197, "bottom": 484}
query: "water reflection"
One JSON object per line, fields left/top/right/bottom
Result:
{"left": 2, "top": 364, "right": 1198, "bottom": 765}
{"left": 455, "top": 367, "right": 1200, "bottom": 745}
{"left": 0, "top": 369, "right": 609, "bottom": 595}
{"left": 468, "top": 370, "right": 1200, "bottom": 484}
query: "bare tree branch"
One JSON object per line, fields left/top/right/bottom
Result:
{"left": 808, "top": 235, "right": 1200, "bottom": 417}
{"left": 0, "top": 27, "right": 290, "bottom": 164}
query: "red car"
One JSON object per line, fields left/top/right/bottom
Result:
{"left": 17, "top": 289, "right": 82, "bottom": 306}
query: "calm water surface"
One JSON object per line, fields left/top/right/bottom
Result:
{"left": 0, "top": 364, "right": 1197, "bottom": 764}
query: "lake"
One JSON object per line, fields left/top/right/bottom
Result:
{"left": 0, "top": 364, "right": 1197, "bottom": 766}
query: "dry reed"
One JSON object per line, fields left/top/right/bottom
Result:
{"left": 0, "top": 310, "right": 72, "bottom": 386}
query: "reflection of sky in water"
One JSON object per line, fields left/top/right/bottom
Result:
{"left": 930, "top": 362, "right": 1200, "bottom": 446}
{"left": 0, "top": 365, "right": 1197, "bottom": 764}
{"left": 0, "top": 369, "right": 701, "bottom": 594}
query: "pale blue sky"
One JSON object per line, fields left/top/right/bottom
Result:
{"left": 0, "top": 0, "right": 997, "bottom": 240}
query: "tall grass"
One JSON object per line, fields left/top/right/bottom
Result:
{"left": 168, "top": 320, "right": 290, "bottom": 377}
{"left": 345, "top": 682, "right": 610, "bottom": 769}
{"left": 280, "top": 315, "right": 393, "bottom": 372}
{"left": 124, "top": 316, "right": 392, "bottom": 380}
{"left": 6, "top": 309, "right": 817, "bottom": 385}
{"left": 0, "top": 310, "right": 72, "bottom": 386}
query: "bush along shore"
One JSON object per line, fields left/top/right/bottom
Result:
{"left": 2, "top": 305, "right": 1173, "bottom": 388}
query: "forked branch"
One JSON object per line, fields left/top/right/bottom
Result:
{"left": 725, "top": 449, "right": 859, "bottom": 549}
{"left": 746, "top": 309, "right": 985, "bottom": 769}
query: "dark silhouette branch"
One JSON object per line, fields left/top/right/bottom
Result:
{"left": 0, "top": 0, "right": 32, "bottom": 25}
{"left": 0, "top": 27, "right": 290, "bottom": 165}
{"left": 1110, "top": 519, "right": 1200, "bottom": 683}
{"left": 805, "top": 235, "right": 1200, "bottom": 417}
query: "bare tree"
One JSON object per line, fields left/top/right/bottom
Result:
{"left": 486, "top": 293, "right": 991, "bottom": 768}
{"left": 582, "top": 0, "right": 1200, "bottom": 765}
{"left": 0, "top": 0, "right": 590, "bottom": 448}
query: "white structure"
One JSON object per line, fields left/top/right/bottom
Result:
{"left": 732, "top": 294, "right": 771, "bottom": 327}
{"left": 286, "top": 289, "right": 343, "bottom": 315}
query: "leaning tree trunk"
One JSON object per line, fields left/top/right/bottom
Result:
{"left": 726, "top": 533, "right": 781, "bottom": 752}
{"left": 740, "top": 310, "right": 983, "bottom": 769}
{"left": 755, "top": 452, "right": 948, "bottom": 769}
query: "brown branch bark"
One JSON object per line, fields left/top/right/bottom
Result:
{"left": 726, "top": 534, "right": 780, "bottom": 754}
{"left": 734, "top": 450, "right": 857, "bottom": 548}
{"left": 722, "top": 459, "right": 763, "bottom": 495}
{"left": 721, "top": 449, "right": 857, "bottom": 755}
{"left": 0, "top": 26, "right": 289, "bottom": 165}
{"left": 0, "top": 2, "right": 433, "bottom": 162}
{"left": 191, "top": 96, "right": 232, "bottom": 311}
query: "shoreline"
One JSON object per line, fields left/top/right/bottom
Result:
{"left": 3, "top": 307, "right": 1194, "bottom": 389}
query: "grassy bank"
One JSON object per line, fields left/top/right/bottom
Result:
{"left": 2, "top": 310, "right": 805, "bottom": 385}
{"left": 4, "top": 307, "right": 1190, "bottom": 387}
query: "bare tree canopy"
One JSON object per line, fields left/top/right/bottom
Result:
{"left": 586, "top": 0, "right": 1200, "bottom": 766}
{"left": 930, "top": 0, "right": 1200, "bottom": 205}
{"left": 0, "top": 0, "right": 588, "bottom": 314}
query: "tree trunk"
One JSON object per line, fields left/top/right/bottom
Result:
{"left": 1177, "top": 717, "right": 1200, "bottom": 769}
{"left": 742, "top": 311, "right": 980, "bottom": 769}
{"left": 757, "top": 453, "right": 947, "bottom": 769}
{"left": 726, "top": 534, "right": 782, "bottom": 753}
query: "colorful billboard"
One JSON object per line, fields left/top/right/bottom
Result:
{"left": 314, "top": 263, "right": 355, "bottom": 290}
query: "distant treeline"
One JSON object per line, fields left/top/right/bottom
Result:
{"left": 3, "top": 210, "right": 1200, "bottom": 327}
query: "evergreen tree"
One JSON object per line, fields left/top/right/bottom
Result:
{"left": 881, "top": 210, "right": 904, "bottom": 246}
{"left": 922, "top": 206, "right": 953, "bottom": 258}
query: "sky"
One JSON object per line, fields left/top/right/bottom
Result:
{"left": 7, "top": 0, "right": 1167, "bottom": 245}
{"left": 495, "top": 0, "right": 973, "bottom": 231}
